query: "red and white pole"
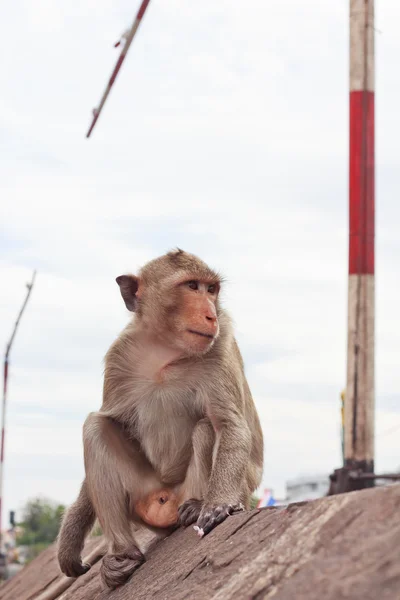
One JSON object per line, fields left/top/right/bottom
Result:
{"left": 344, "top": 0, "right": 375, "bottom": 477}
{"left": 0, "top": 359, "right": 8, "bottom": 548}
{"left": 86, "top": 0, "right": 152, "bottom": 138}
{"left": 0, "top": 271, "right": 36, "bottom": 552}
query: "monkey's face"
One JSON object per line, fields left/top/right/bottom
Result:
{"left": 167, "top": 279, "right": 220, "bottom": 356}
{"left": 116, "top": 250, "right": 222, "bottom": 357}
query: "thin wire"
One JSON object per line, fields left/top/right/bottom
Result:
{"left": 376, "top": 422, "right": 400, "bottom": 439}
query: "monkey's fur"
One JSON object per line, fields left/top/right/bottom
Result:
{"left": 57, "top": 249, "right": 263, "bottom": 589}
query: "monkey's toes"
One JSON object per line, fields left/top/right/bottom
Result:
{"left": 196, "top": 502, "right": 245, "bottom": 536}
{"left": 100, "top": 548, "right": 145, "bottom": 589}
{"left": 178, "top": 498, "right": 202, "bottom": 527}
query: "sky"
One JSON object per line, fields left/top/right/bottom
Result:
{"left": 1, "top": 0, "right": 400, "bottom": 526}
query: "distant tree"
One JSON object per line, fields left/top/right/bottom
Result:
{"left": 250, "top": 495, "right": 259, "bottom": 510}
{"left": 91, "top": 522, "right": 103, "bottom": 537}
{"left": 16, "top": 497, "right": 65, "bottom": 561}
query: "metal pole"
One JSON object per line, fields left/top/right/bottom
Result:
{"left": 86, "top": 0, "right": 152, "bottom": 138}
{"left": 345, "top": 0, "right": 375, "bottom": 483}
{"left": 0, "top": 271, "right": 36, "bottom": 550}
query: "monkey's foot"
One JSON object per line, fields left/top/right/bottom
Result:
{"left": 58, "top": 554, "right": 91, "bottom": 578}
{"left": 177, "top": 498, "right": 202, "bottom": 527}
{"left": 100, "top": 547, "right": 145, "bottom": 589}
{"left": 196, "top": 502, "right": 245, "bottom": 537}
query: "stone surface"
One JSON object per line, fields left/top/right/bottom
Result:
{"left": 1, "top": 484, "right": 399, "bottom": 600}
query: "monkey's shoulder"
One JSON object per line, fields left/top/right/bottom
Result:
{"left": 208, "top": 332, "right": 246, "bottom": 374}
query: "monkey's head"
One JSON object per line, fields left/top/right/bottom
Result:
{"left": 116, "top": 249, "right": 222, "bottom": 356}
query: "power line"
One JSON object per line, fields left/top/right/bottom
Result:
{"left": 376, "top": 422, "right": 400, "bottom": 439}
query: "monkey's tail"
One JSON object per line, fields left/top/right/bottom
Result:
{"left": 100, "top": 546, "right": 145, "bottom": 589}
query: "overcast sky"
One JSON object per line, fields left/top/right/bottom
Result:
{"left": 1, "top": 0, "right": 400, "bottom": 526}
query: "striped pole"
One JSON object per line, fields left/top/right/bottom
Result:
{"left": 86, "top": 0, "right": 152, "bottom": 138}
{"left": 344, "top": 0, "right": 375, "bottom": 479}
{"left": 0, "top": 271, "right": 36, "bottom": 551}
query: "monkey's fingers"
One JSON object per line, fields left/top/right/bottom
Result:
{"left": 196, "top": 503, "right": 245, "bottom": 537}
{"left": 178, "top": 498, "right": 202, "bottom": 527}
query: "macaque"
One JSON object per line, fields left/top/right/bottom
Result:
{"left": 57, "top": 249, "right": 263, "bottom": 589}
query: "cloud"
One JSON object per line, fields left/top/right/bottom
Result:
{"left": 1, "top": 0, "right": 400, "bottom": 525}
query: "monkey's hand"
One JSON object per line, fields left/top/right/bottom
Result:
{"left": 178, "top": 498, "right": 202, "bottom": 527}
{"left": 195, "top": 502, "right": 245, "bottom": 537}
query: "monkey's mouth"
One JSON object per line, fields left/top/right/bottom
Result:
{"left": 187, "top": 329, "right": 214, "bottom": 340}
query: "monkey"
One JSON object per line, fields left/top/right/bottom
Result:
{"left": 57, "top": 249, "right": 263, "bottom": 589}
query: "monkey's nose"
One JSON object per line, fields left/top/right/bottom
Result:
{"left": 203, "top": 300, "right": 217, "bottom": 324}
{"left": 205, "top": 314, "right": 217, "bottom": 323}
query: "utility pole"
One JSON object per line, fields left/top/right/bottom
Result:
{"left": 340, "top": 390, "right": 345, "bottom": 462}
{"left": 345, "top": 0, "right": 375, "bottom": 487}
{"left": 329, "top": 0, "right": 376, "bottom": 495}
{"left": 329, "top": 0, "right": 400, "bottom": 495}
{"left": 0, "top": 271, "right": 36, "bottom": 552}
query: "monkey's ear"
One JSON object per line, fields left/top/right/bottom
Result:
{"left": 116, "top": 275, "right": 139, "bottom": 312}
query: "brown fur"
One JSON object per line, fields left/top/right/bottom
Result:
{"left": 57, "top": 249, "right": 263, "bottom": 589}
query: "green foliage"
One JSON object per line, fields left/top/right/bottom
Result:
{"left": 91, "top": 522, "right": 103, "bottom": 537}
{"left": 250, "top": 495, "right": 259, "bottom": 510}
{"left": 23, "top": 542, "right": 49, "bottom": 562}
{"left": 16, "top": 498, "right": 65, "bottom": 553}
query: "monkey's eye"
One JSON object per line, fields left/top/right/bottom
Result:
{"left": 208, "top": 284, "right": 217, "bottom": 294}
{"left": 187, "top": 280, "right": 199, "bottom": 291}
{"left": 159, "top": 496, "right": 167, "bottom": 504}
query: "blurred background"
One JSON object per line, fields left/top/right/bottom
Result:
{"left": 1, "top": 0, "right": 399, "bottom": 575}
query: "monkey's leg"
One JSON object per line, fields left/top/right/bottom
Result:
{"left": 57, "top": 479, "right": 96, "bottom": 577}
{"left": 83, "top": 412, "right": 161, "bottom": 589}
{"left": 178, "top": 418, "right": 214, "bottom": 527}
